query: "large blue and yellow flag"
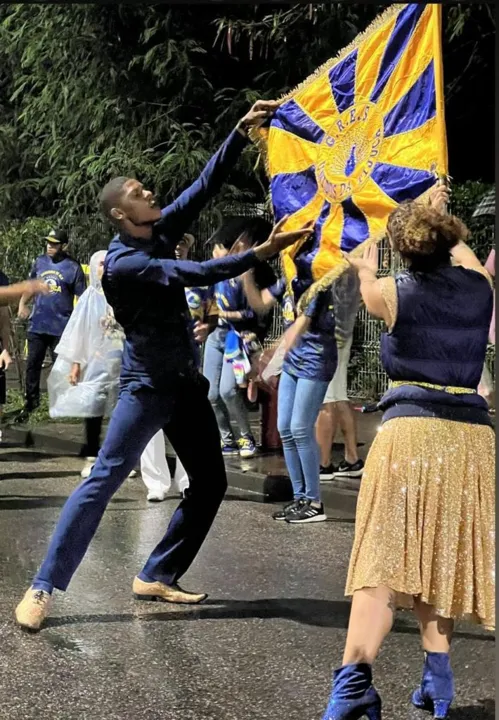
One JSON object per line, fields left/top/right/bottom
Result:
{"left": 257, "top": 3, "right": 447, "bottom": 297}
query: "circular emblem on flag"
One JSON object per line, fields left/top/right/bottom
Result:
{"left": 316, "top": 102, "right": 384, "bottom": 204}
{"left": 264, "top": 2, "right": 447, "bottom": 290}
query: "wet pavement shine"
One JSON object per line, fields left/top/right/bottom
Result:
{"left": 0, "top": 444, "right": 494, "bottom": 720}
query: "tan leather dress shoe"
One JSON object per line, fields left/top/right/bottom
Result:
{"left": 15, "top": 588, "right": 52, "bottom": 632}
{"left": 132, "top": 577, "right": 207, "bottom": 604}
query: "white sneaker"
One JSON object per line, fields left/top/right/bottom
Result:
{"left": 80, "top": 457, "right": 96, "bottom": 479}
{"left": 82, "top": 459, "right": 137, "bottom": 480}
{"left": 147, "top": 491, "right": 167, "bottom": 502}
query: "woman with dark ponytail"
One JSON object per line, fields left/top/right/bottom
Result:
{"left": 322, "top": 185, "right": 494, "bottom": 720}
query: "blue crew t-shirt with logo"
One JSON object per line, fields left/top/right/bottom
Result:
{"left": 267, "top": 277, "right": 296, "bottom": 330}
{"left": 28, "top": 254, "right": 86, "bottom": 337}
{"left": 215, "top": 261, "right": 276, "bottom": 340}
{"left": 214, "top": 277, "right": 256, "bottom": 331}
{"left": 282, "top": 287, "right": 337, "bottom": 383}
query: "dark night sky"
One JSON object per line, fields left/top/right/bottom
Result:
{"left": 209, "top": 3, "right": 495, "bottom": 185}
{"left": 441, "top": 6, "right": 495, "bottom": 183}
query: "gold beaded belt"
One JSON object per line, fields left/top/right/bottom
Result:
{"left": 389, "top": 381, "right": 476, "bottom": 395}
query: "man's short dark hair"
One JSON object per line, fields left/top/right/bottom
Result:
{"left": 99, "top": 177, "right": 129, "bottom": 223}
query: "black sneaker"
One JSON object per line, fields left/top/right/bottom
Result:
{"left": 286, "top": 500, "right": 327, "bottom": 524}
{"left": 333, "top": 459, "right": 364, "bottom": 478}
{"left": 13, "top": 408, "right": 32, "bottom": 425}
{"left": 320, "top": 464, "right": 335, "bottom": 481}
{"left": 272, "top": 498, "right": 305, "bottom": 521}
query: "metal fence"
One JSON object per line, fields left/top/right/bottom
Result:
{"left": 193, "top": 203, "right": 495, "bottom": 400}
{"left": 5, "top": 200, "right": 495, "bottom": 402}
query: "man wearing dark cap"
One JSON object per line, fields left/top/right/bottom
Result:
{"left": 17, "top": 229, "right": 86, "bottom": 418}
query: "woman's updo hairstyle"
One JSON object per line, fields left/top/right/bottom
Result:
{"left": 387, "top": 200, "right": 470, "bottom": 268}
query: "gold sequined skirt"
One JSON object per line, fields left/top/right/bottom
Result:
{"left": 346, "top": 417, "right": 495, "bottom": 630}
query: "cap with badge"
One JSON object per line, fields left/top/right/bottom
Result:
{"left": 43, "top": 229, "right": 68, "bottom": 245}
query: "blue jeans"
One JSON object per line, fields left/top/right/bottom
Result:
{"left": 32, "top": 374, "right": 227, "bottom": 593}
{"left": 277, "top": 371, "right": 329, "bottom": 502}
{"left": 203, "top": 326, "right": 252, "bottom": 444}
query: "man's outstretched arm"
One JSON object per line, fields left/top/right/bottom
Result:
{"left": 159, "top": 100, "right": 278, "bottom": 236}
{"left": 108, "top": 217, "right": 314, "bottom": 291}
{"left": 110, "top": 250, "right": 259, "bottom": 291}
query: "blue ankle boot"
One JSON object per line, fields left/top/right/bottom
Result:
{"left": 412, "top": 651, "right": 454, "bottom": 718}
{"left": 323, "top": 663, "right": 382, "bottom": 720}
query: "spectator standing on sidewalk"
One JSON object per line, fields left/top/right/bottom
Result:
{"left": 178, "top": 233, "right": 219, "bottom": 348}
{"left": 17, "top": 229, "right": 86, "bottom": 422}
{"left": 242, "top": 271, "right": 335, "bottom": 523}
{"left": 316, "top": 266, "right": 364, "bottom": 481}
{"left": 203, "top": 217, "right": 276, "bottom": 458}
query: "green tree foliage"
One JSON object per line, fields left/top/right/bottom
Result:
{"left": 0, "top": 3, "right": 494, "bottom": 229}
{"left": 0, "top": 4, "right": 262, "bottom": 224}
{"left": 451, "top": 181, "right": 493, "bottom": 225}
{"left": 213, "top": 4, "right": 383, "bottom": 92}
{"left": 451, "top": 181, "right": 495, "bottom": 263}
{"left": 213, "top": 3, "right": 494, "bottom": 97}
{"left": 0, "top": 217, "right": 53, "bottom": 282}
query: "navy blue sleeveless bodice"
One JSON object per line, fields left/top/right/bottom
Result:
{"left": 378, "top": 265, "right": 493, "bottom": 427}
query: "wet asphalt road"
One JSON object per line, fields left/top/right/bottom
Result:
{"left": 0, "top": 444, "right": 494, "bottom": 720}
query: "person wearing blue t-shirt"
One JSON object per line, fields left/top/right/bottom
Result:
{"left": 203, "top": 217, "right": 276, "bottom": 458}
{"left": 176, "top": 233, "right": 218, "bottom": 363}
{"left": 242, "top": 272, "right": 337, "bottom": 523}
{"left": 17, "top": 229, "right": 86, "bottom": 418}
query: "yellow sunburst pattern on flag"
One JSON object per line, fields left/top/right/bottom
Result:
{"left": 255, "top": 3, "right": 448, "bottom": 303}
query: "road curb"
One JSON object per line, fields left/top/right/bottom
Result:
{"left": 6, "top": 426, "right": 82, "bottom": 455}
{"left": 5, "top": 426, "right": 359, "bottom": 518}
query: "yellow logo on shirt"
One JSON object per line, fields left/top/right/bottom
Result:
{"left": 40, "top": 270, "right": 64, "bottom": 294}
{"left": 282, "top": 295, "right": 295, "bottom": 325}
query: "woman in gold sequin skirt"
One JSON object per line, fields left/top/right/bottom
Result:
{"left": 322, "top": 187, "right": 495, "bottom": 720}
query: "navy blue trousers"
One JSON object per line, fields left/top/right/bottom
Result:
{"left": 32, "top": 374, "right": 227, "bottom": 592}
{"left": 25, "top": 332, "right": 59, "bottom": 410}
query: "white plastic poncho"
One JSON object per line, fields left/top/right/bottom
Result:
{"left": 48, "top": 251, "right": 125, "bottom": 418}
